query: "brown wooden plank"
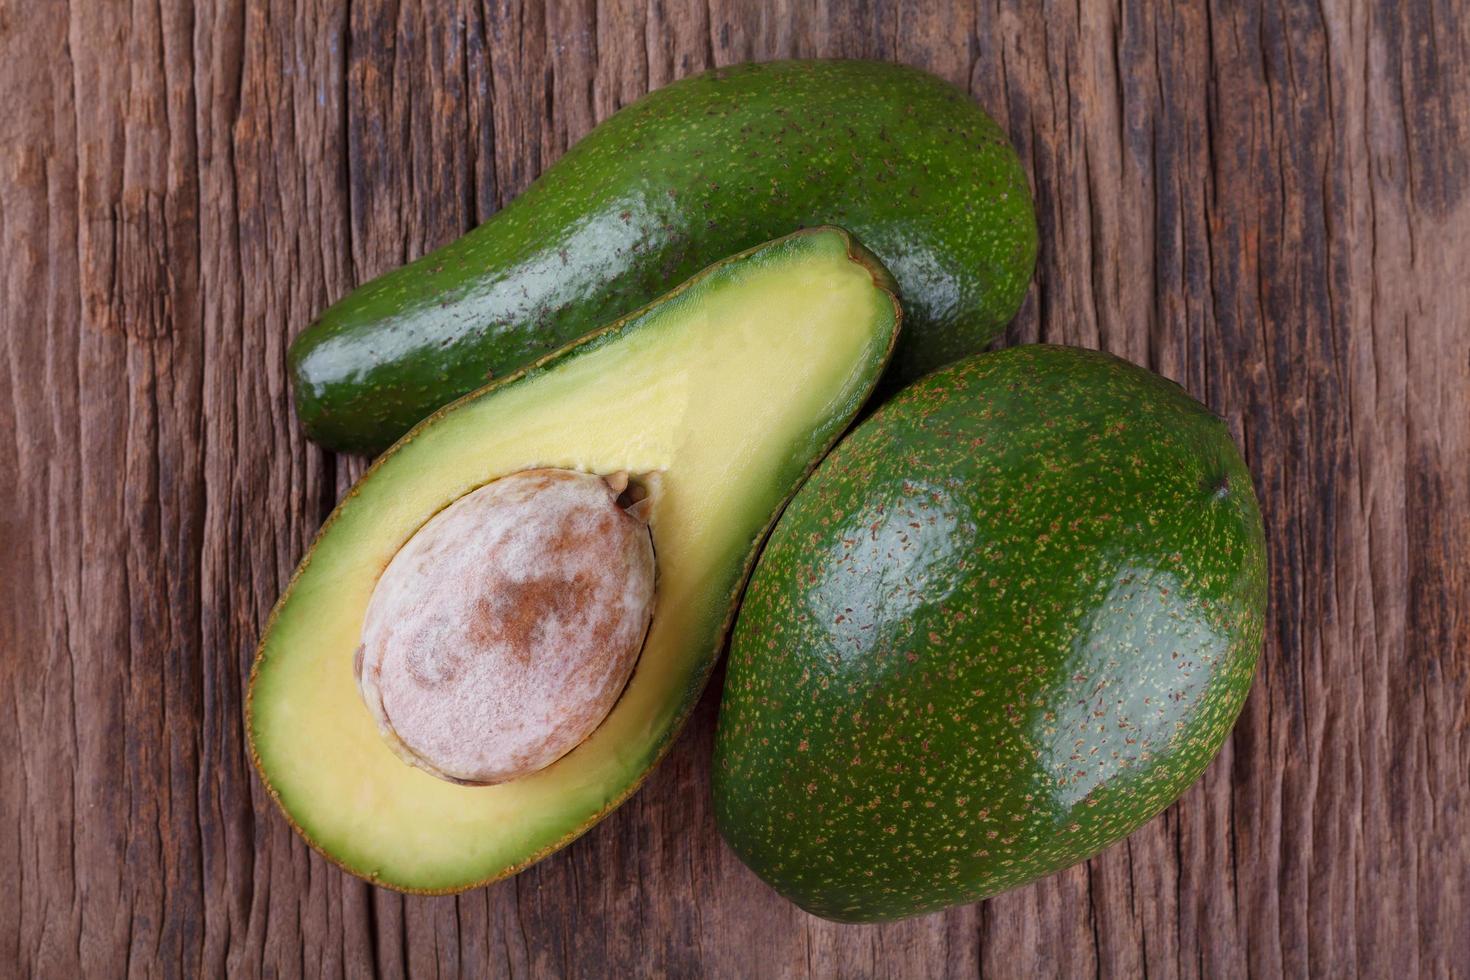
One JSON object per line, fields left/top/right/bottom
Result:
{"left": 1, "top": 1, "right": 1466, "bottom": 977}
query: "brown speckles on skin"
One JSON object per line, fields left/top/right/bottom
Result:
{"left": 357, "top": 468, "right": 656, "bottom": 786}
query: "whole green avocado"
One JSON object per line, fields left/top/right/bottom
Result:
{"left": 290, "top": 60, "right": 1037, "bottom": 453}
{"left": 713, "top": 345, "right": 1267, "bottom": 922}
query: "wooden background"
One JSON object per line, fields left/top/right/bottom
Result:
{"left": 2, "top": 0, "right": 1467, "bottom": 976}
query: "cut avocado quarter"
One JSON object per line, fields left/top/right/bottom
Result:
{"left": 249, "top": 228, "right": 901, "bottom": 893}
{"left": 290, "top": 59, "right": 1037, "bottom": 454}
{"left": 714, "top": 345, "right": 1268, "bottom": 922}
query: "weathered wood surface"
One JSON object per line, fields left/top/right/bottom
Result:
{"left": 2, "top": 1, "right": 1467, "bottom": 976}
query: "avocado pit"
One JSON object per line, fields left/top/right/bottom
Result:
{"left": 355, "top": 468, "right": 656, "bottom": 785}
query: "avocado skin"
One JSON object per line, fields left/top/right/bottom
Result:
{"left": 290, "top": 60, "right": 1037, "bottom": 454}
{"left": 713, "top": 345, "right": 1267, "bottom": 922}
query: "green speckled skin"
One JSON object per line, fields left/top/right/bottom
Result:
{"left": 713, "top": 345, "right": 1267, "bottom": 923}
{"left": 290, "top": 60, "right": 1037, "bottom": 453}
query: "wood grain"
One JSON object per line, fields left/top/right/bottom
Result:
{"left": 2, "top": 1, "right": 1467, "bottom": 976}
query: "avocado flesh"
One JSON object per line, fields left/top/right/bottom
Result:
{"left": 250, "top": 229, "right": 899, "bottom": 893}
{"left": 713, "top": 345, "right": 1267, "bottom": 922}
{"left": 290, "top": 59, "right": 1037, "bottom": 454}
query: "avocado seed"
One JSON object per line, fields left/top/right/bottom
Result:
{"left": 355, "top": 468, "right": 656, "bottom": 785}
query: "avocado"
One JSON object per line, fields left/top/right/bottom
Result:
{"left": 290, "top": 59, "right": 1036, "bottom": 454}
{"left": 249, "top": 228, "right": 900, "bottom": 893}
{"left": 713, "top": 345, "right": 1267, "bottom": 922}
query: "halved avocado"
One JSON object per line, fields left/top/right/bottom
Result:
{"left": 248, "top": 228, "right": 900, "bottom": 893}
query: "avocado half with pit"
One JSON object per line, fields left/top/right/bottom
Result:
{"left": 249, "top": 228, "right": 900, "bottom": 893}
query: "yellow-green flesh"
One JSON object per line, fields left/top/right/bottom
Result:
{"left": 249, "top": 230, "right": 896, "bottom": 891}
